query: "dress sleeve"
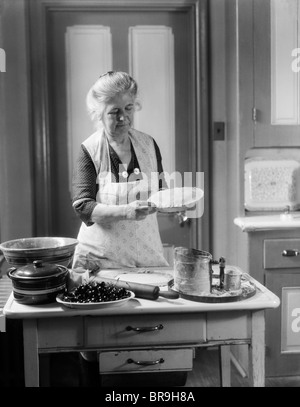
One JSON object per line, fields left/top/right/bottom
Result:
{"left": 153, "top": 139, "right": 168, "bottom": 190}
{"left": 72, "top": 145, "right": 98, "bottom": 226}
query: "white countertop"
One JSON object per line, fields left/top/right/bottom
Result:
{"left": 234, "top": 213, "right": 300, "bottom": 232}
{"left": 3, "top": 273, "right": 280, "bottom": 319}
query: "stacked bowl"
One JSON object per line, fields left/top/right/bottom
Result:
{"left": 0, "top": 237, "right": 78, "bottom": 304}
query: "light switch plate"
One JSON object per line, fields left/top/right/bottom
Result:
{"left": 213, "top": 122, "right": 225, "bottom": 140}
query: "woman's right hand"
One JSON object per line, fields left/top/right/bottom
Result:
{"left": 125, "top": 200, "right": 156, "bottom": 220}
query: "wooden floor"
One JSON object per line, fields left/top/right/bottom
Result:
{"left": 185, "top": 348, "right": 300, "bottom": 387}
{"left": 46, "top": 348, "right": 300, "bottom": 388}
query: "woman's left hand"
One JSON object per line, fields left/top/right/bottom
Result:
{"left": 125, "top": 200, "right": 157, "bottom": 220}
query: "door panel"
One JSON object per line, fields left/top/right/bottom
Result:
{"left": 47, "top": 9, "right": 195, "bottom": 247}
{"left": 253, "top": 0, "right": 300, "bottom": 146}
{"left": 265, "top": 271, "right": 300, "bottom": 376}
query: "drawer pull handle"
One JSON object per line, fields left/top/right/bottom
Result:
{"left": 282, "top": 249, "right": 299, "bottom": 257}
{"left": 126, "top": 324, "right": 164, "bottom": 332}
{"left": 127, "top": 357, "right": 165, "bottom": 366}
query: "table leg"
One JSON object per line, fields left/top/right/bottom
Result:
{"left": 249, "top": 310, "right": 265, "bottom": 387}
{"left": 40, "top": 354, "right": 51, "bottom": 387}
{"left": 23, "top": 319, "right": 39, "bottom": 387}
{"left": 219, "top": 345, "right": 231, "bottom": 387}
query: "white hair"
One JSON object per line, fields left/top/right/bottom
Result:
{"left": 86, "top": 71, "right": 141, "bottom": 125}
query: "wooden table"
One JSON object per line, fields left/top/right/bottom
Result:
{"left": 3, "top": 273, "right": 279, "bottom": 387}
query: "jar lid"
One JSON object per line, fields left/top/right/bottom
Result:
{"left": 8, "top": 260, "right": 66, "bottom": 279}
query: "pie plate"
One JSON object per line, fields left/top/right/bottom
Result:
{"left": 56, "top": 291, "right": 135, "bottom": 309}
{"left": 148, "top": 187, "right": 203, "bottom": 213}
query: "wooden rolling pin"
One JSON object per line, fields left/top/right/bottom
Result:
{"left": 91, "top": 276, "right": 179, "bottom": 300}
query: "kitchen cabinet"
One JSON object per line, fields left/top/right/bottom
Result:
{"left": 234, "top": 217, "right": 300, "bottom": 377}
{"left": 253, "top": 0, "right": 300, "bottom": 146}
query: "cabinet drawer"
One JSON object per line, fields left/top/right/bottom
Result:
{"left": 85, "top": 313, "right": 206, "bottom": 348}
{"left": 99, "top": 348, "right": 194, "bottom": 374}
{"left": 264, "top": 239, "right": 300, "bottom": 269}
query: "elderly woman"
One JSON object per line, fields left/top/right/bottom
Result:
{"left": 72, "top": 71, "right": 169, "bottom": 271}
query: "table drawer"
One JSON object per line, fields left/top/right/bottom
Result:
{"left": 38, "top": 317, "right": 83, "bottom": 348}
{"left": 207, "top": 311, "right": 250, "bottom": 340}
{"left": 264, "top": 239, "right": 300, "bottom": 269}
{"left": 99, "top": 348, "right": 194, "bottom": 374}
{"left": 85, "top": 313, "right": 206, "bottom": 348}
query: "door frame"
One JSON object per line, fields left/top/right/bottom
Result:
{"left": 27, "top": 0, "right": 211, "bottom": 250}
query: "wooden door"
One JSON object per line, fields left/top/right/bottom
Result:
{"left": 28, "top": 0, "right": 210, "bottom": 252}
{"left": 253, "top": 0, "right": 300, "bottom": 146}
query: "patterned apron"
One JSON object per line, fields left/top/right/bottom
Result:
{"left": 72, "top": 128, "right": 168, "bottom": 270}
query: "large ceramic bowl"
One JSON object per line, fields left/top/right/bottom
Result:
{"left": 0, "top": 237, "right": 78, "bottom": 268}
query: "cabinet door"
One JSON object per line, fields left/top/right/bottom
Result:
{"left": 265, "top": 271, "right": 300, "bottom": 376}
{"left": 253, "top": 0, "right": 300, "bottom": 146}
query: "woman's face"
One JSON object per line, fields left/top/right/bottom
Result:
{"left": 101, "top": 92, "right": 135, "bottom": 139}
